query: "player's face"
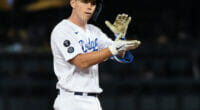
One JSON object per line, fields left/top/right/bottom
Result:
{"left": 71, "top": 0, "right": 96, "bottom": 22}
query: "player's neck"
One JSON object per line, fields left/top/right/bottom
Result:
{"left": 68, "top": 15, "right": 87, "bottom": 30}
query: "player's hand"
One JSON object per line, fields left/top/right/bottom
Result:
{"left": 117, "top": 50, "right": 126, "bottom": 58}
{"left": 105, "top": 13, "right": 131, "bottom": 39}
{"left": 108, "top": 34, "right": 141, "bottom": 55}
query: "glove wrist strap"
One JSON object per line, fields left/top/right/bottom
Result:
{"left": 108, "top": 46, "right": 118, "bottom": 55}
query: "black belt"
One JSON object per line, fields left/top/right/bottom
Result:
{"left": 57, "top": 90, "right": 99, "bottom": 97}
{"left": 74, "top": 92, "right": 99, "bottom": 97}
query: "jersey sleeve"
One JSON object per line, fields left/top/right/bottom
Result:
{"left": 51, "top": 30, "right": 83, "bottom": 62}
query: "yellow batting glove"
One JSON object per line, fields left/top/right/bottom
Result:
{"left": 105, "top": 13, "right": 131, "bottom": 40}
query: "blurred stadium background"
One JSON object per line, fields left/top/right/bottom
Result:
{"left": 0, "top": 0, "right": 200, "bottom": 110}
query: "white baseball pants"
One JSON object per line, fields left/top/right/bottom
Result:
{"left": 53, "top": 90, "right": 102, "bottom": 110}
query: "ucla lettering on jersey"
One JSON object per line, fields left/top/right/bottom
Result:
{"left": 79, "top": 38, "right": 98, "bottom": 53}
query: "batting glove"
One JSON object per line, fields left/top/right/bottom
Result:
{"left": 108, "top": 34, "right": 141, "bottom": 55}
{"left": 105, "top": 13, "right": 131, "bottom": 39}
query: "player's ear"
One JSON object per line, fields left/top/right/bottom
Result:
{"left": 70, "top": 0, "right": 76, "bottom": 8}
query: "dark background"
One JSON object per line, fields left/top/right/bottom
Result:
{"left": 0, "top": 0, "right": 200, "bottom": 110}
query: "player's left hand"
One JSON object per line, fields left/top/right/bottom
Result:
{"left": 105, "top": 13, "right": 131, "bottom": 39}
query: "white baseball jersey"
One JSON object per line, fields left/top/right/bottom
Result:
{"left": 51, "top": 19, "right": 113, "bottom": 93}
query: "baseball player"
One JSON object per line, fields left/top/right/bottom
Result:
{"left": 50, "top": 0, "right": 141, "bottom": 110}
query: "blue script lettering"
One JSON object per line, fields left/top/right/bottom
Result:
{"left": 79, "top": 38, "right": 98, "bottom": 53}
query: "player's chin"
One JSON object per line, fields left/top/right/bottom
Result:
{"left": 86, "top": 15, "right": 92, "bottom": 19}
{"left": 85, "top": 13, "right": 93, "bottom": 18}
{"left": 85, "top": 16, "right": 92, "bottom": 22}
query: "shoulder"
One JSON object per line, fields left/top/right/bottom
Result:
{"left": 51, "top": 20, "right": 73, "bottom": 39}
{"left": 87, "top": 24, "right": 110, "bottom": 40}
{"left": 87, "top": 24, "right": 103, "bottom": 33}
{"left": 52, "top": 20, "right": 70, "bottom": 33}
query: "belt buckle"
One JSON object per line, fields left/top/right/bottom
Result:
{"left": 82, "top": 92, "right": 88, "bottom": 96}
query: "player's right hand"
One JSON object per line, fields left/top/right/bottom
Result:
{"left": 108, "top": 34, "right": 141, "bottom": 55}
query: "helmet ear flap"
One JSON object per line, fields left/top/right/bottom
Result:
{"left": 92, "top": 0, "right": 103, "bottom": 21}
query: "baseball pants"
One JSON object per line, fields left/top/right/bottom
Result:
{"left": 53, "top": 90, "right": 102, "bottom": 110}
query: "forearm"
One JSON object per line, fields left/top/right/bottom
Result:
{"left": 69, "top": 48, "right": 112, "bottom": 69}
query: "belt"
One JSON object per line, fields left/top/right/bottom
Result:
{"left": 57, "top": 90, "right": 99, "bottom": 97}
{"left": 74, "top": 92, "right": 99, "bottom": 97}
